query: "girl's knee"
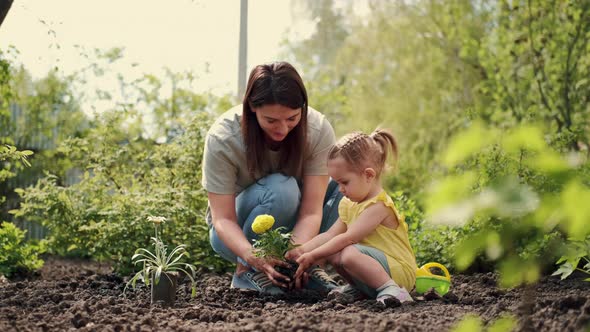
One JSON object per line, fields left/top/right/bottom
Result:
{"left": 339, "top": 245, "right": 360, "bottom": 267}
{"left": 327, "top": 252, "right": 342, "bottom": 267}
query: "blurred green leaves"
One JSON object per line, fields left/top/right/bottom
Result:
{"left": 443, "top": 123, "right": 497, "bottom": 167}
{"left": 427, "top": 122, "right": 589, "bottom": 286}
{"left": 452, "top": 314, "right": 516, "bottom": 332}
{"left": 552, "top": 238, "right": 590, "bottom": 281}
{"left": 561, "top": 182, "right": 590, "bottom": 239}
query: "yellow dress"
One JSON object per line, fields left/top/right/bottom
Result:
{"left": 339, "top": 190, "right": 417, "bottom": 290}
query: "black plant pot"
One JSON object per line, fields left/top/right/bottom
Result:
{"left": 151, "top": 271, "right": 177, "bottom": 306}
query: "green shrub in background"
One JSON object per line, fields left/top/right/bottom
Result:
{"left": 0, "top": 99, "right": 41, "bottom": 277}
{"left": 393, "top": 190, "right": 489, "bottom": 272}
{"left": 0, "top": 221, "right": 44, "bottom": 277}
{"left": 11, "top": 112, "right": 232, "bottom": 274}
{"left": 426, "top": 123, "right": 589, "bottom": 287}
{"left": 389, "top": 191, "right": 450, "bottom": 268}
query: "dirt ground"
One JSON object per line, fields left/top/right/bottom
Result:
{"left": 0, "top": 256, "right": 589, "bottom": 332}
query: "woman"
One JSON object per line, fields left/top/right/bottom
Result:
{"left": 202, "top": 61, "right": 342, "bottom": 294}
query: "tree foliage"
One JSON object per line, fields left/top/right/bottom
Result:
{"left": 1, "top": 47, "right": 88, "bottom": 223}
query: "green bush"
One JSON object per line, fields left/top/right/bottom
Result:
{"left": 11, "top": 112, "right": 232, "bottom": 274}
{"left": 0, "top": 221, "right": 44, "bottom": 277}
{"left": 389, "top": 190, "right": 458, "bottom": 271}
{"left": 426, "top": 123, "right": 590, "bottom": 286}
{"left": 552, "top": 237, "right": 590, "bottom": 281}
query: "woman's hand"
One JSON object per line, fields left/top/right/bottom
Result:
{"left": 284, "top": 246, "right": 305, "bottom": 262}
{"left": 294, "top": 252, "right": 316, "bottom": 279}
{"left": 245, "top": 251, "right": 291, "bottom": 288}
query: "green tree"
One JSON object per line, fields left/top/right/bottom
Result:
{"left": 286, "top": 1, "right": 490, "bottom": 195}
{"left": 0, "top": 49, "right": 34, "bottom": 213}
{"left": 1, "top": 53, "right": 88, "bottom": 222}
{"left": 464, "top": 0, "right": 590, "bottom": 150}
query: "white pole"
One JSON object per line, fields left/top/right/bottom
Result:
{"left": 238, "top": 0, "right": 248, "bottom": 101}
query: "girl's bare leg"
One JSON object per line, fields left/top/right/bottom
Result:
{"left": 337, "top": 245, "right": 392, "bottom": 289}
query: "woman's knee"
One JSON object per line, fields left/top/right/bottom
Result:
{"left": 236, "top": 173, "right": 301, "bottom": 227}
{"left": 209, "top": 227, "right": 237, "bottom": 263}
{"left": 319, "top": 179, "right": 343, "bottom": 233}
{"left": 259, "top": 174, "right": 300, "bottom": 200}
{"left": 257, "top": 174, "right": 301, "bottom": 218}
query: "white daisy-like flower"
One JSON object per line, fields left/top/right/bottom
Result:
{"left": 147, "top": 216, "right": 167, "bottom": 225}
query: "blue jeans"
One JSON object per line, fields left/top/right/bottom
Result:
{"left": 208, "top": 173, "right": 343, "bottom": 264}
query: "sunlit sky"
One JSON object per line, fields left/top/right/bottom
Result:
{"left": 0, "top": 0, "right": 315, "bottom": 98}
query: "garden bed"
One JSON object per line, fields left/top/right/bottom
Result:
{"left": 0, "top": 256, "right": 589, "bottom": 331}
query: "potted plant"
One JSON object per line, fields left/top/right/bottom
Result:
{"left": 251, "top": 214, "right": 298, "bottom": 286}
{"left": 124, "top": 216, "right": 197, "bottom": 306}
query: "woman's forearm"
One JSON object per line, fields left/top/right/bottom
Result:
{"left": 214, "top": 218, "right": 253, "bottom": 261}
{"left": 291, "top": 212, "right": 322, "bottom": 244}
{"left": 293, "top": 175, "right": 330, "bottom": 244}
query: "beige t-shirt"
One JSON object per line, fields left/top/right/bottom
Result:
{"left": 202, "top": 105, "right": 336, "bottom": 194}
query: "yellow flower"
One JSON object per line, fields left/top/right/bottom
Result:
{"left": 251, "top": 214, "right": 275, "bottom": 234}
{"left": 147, "top": 216, "right": 167, "bottom": 225}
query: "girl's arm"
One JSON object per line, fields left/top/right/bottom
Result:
{"left": 290, "top": 175, "right": 329, "bottom": 244}
{"left": 295, "top": 202, "right": 394, "bottom": 277}
{"left": 285, "top": 219, "right": 347, "bottom": 261}
{"left": 301, "top": 219, "right": 347, "bottom": 252}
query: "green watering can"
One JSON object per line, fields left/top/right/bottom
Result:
{"left": 415, "top": 262, "right": 451, "bottom": 296}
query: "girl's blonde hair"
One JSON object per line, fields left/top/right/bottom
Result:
{"left": 328, "top": 129, "right": 398, "bottom": 177}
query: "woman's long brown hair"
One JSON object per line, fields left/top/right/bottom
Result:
{"left": 241, "top": 62, "right": 308, "bottom": 180}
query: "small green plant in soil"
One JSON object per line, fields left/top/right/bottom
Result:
{"left": 124, "top": 216, "right": 197, "bottom": 297}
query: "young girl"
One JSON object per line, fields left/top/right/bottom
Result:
{"left": 285, "top": 129, "right": 417, "bottom": 304}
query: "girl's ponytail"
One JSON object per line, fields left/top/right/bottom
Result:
{"left": 370, "top": 129, "right": 398, "bottom": 170}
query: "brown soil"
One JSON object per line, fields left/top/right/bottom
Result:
{"left": 1, "top": 256, "right": 589, "bottom": 331}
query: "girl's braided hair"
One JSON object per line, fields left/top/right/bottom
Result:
{"left": 328, "top": 129, "right": 398, "bottom": 177}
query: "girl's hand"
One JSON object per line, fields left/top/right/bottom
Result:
{"left": 284, "top": 248, "right": 308, "bottom": 290}
{"left": 245, "top": 252, "right": 291, "bottom": 288}
{"left": 294, "top": 252, "right": 316, "bottom": 279}
{"left": 291, "top": 271, "right": 309, "bottom": 290}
